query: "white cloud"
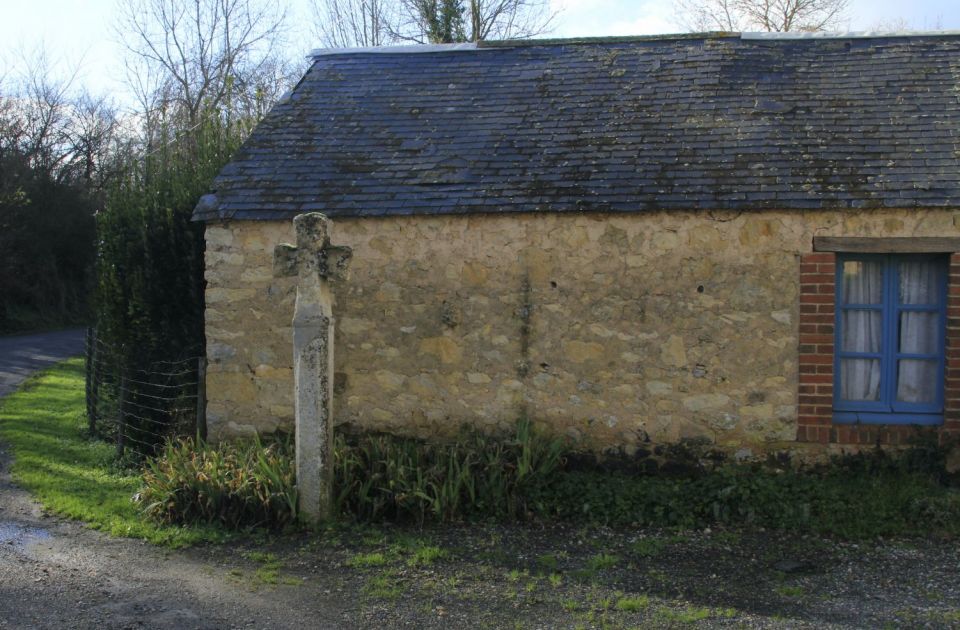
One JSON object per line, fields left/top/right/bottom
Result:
{"left": 550, "top": 0, "right": 679, "bottom": 37}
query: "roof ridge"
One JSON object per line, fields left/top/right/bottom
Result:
{"left": 307, "top": 30, "right": 960, "bottom": 58}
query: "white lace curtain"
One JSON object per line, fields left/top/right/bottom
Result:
{"left": 897, "top": 261, "right": 938, "bottom": 403}
{"left": 841, "top": 261, "right": 882, "bottom": 401}
{"left": 840, "top": 259, "right": 938, "bottom": 405}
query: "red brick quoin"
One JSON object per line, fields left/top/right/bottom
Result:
{"left": 796, "top": 252, "right": 960, "bottom": 446}
{"left": 797, "top": 252, "right": 837, "bottom": 444}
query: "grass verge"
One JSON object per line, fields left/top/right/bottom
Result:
{"left": 0, "top": 358, "right": 225, "bottom": 547}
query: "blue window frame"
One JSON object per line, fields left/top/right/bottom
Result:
{"left": 833, "top": 254, "right": 946, "bottom": 425}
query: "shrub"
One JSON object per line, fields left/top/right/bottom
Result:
{"left": 141, "top": 434, "right": 297, "bottom": 529}
{"left": 141, "top": 422, "right": 960, "bottom": 539}
{"left": 334, "top": 418, "right": 566, "bottom": 524}
{"left": 528, "top": 464, "right": 960, "bottom": 539}
{"left": 94, "top": 113, "right": 252, "bottom": 454}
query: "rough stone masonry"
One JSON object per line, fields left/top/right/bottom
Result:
{"left": 203, "top": 207, "right": 960, "bottom": 460}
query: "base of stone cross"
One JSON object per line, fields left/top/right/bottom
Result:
{"left": 293, "top": 323, "right": 334, "bottom": 523}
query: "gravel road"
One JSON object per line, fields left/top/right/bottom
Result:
{"left": 0, "top": 329, "right": 86, "bottom": 397}
{"left": 0, "top": 444, "right": 349, "bottom": 629}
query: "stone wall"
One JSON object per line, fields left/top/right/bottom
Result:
{"left": 203, "top": 208, "right": 960, "bottom": 456}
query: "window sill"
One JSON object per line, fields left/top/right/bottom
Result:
{"left": 832, "top": 411, "right": 943, "bottom": 426}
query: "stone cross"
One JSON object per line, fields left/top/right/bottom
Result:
{"left": 274, "top": 213, "right": 352, "bottom": 523}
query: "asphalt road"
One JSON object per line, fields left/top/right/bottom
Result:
{"left": 0, "top": 329, "right": 86, "bottom": 397}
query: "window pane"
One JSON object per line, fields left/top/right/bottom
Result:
{"left": 899, "top": 312, "right": 939, "bottom": 355}
{"left": 841, "top": 310, "right": 882, "bottom": 353}
{"left": 842, "top": 260, "right": 882, "bottom": 305}
{"left": 896, "top": 360, "right": 938, "bottom": 403}
{"left": 840, "top": 358, "right": 881, "bottom": 401}
{"left": 899, "top": 260, "right": 940, "bottom": 305}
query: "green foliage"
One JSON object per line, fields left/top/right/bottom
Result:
{"left": 240, "top": 551, "right": 300, "bottom": 586}
{"left": 332, "top": 420, "right": 957, "bottom": 538}
{"left": 0, "top": 138, "right": 97, "bottom": 332}
{"left": 140, "top": 434, "right": 298, "bottom": 530}
{"left": 829, "top": 433, "right": 954, "bottom": 482}
{"left": 529, "top": 461, "right": 960, "bottom": 539}
{"left": 656, "top": 606, "right": 712, "bottom": 623}
{"left": 348, "top": 552, "right": 389, "bottom": 568}
{"left": 407, "top": 545, "right": 447, "bottom": 566}
{"left": 96, "top": 112, "right": 245, "bottom": 357}
{"left": 630, "top": 538, "right": 666, "bottom": 558}
{"left": 585, "top": 553, "right": 619, "bottom": 571}
{"left": 776, "top": 584, "right": 804, "bottom": 598}
{"left": 0, "top": 359, "right": 220, "bottom": 546}
{"left": 0, "top": 73, "right": 112, "bottom": 333}
{"left": 363, "top": 571, "right": 404, "bottom": 600}
{"left": 615, "top": 595, "right": 650, "bottom": 612}
{"left": 94, "top": 111, "right": 253, "bottom": 453}
{"left": 412, "top": 0, "right": 467, "bottom": 43}
{"left": 334, "top": 418, "right": 566, "bottom": 524}
{"left": 535, "top": 553, "right": 559, "bottom": 573}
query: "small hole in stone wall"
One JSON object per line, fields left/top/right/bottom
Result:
{"left": 697, "top": 285, "right": 704, "bottom": 293}
{"left": 550, "top": 281, "right": 558, "bottom": 288}
{"left": 540, "top": 362, "right": 550, "bottom": 370}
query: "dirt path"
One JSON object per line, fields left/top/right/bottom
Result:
{"left": 0, "top": 329, "right": 86, "bottom": 397}
{"left": 0, "top": 443, "right": 353, "bottom": 629}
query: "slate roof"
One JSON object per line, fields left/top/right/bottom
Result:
{"left": 193, "top": 32, "right": 960, "bottom": 222}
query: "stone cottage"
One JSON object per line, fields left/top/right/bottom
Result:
{"left": 193, "top": 32, "right": 960, "bottom": 457}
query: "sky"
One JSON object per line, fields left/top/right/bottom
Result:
{"left": 1, "top": 0, "right": 957, "bottom": 104}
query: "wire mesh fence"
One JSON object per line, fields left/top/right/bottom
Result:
{"left": 85, "top": 327, "right": 206, "bottom": 462}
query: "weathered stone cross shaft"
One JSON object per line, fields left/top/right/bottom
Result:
{"left": 274, "top": 213, "right": 352, "bottom": 523}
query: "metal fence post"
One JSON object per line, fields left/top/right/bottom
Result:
{"left": 84, "top": 327, "right": 96, "bottom": 434}
{"left": 116, "top": 374, "right": 127, "bottom": 459}
{"left": 196, "top": 356, "right": 207, "bottom": 441}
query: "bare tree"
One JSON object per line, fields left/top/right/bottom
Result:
{"left": 68, "top": 93, "right": 122, "bottom": 187}
{"left": 311, "top": 0, "right": 397, "bottom": 48}
{"left": 675, "top": 0, "right": 850, "bottom": 32}
{"left": 0, "top": 47, "right": 125, "bottom": 190}
{"left": 870, "top": 15, "right": 943, "bottom": 31}
{"left": 1, "top": 47, "right": 83, "bottom": 181}
{"left": 465, "top": 0, "right": 556, "bottom": 41}
{"left": 310, "top": 0, "right": 556, "bottom": 47}
{"left": 0, "top": 47, "right": 120, "bottom": 332}
{"left": 116, "top": 0, "right": 292, "bottom": 124}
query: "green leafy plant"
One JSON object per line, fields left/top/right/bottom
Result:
{"left": 334, "top": 418, "right": 566, "bottom": 524}
{"left": 528, "top": 457, "right": 960, "bottom": 539}
{"left": 140, "top": 434, "right": 297, "bottom": 529}
{"left": 333, "top": 419, "right": 959, "bottom": 538}
{"left": 535, "top": 553, "right": 559, "bottom": 573}
{"left": 407, "top": 545, "right": 447, "bottom": 566}
{"left": 363, "top": 571, "right": 403, "bottom": 600}
{"left": 348, "top": 552, "right": 389, "bottom": 568}
{"left": 615, "top": 595, "right": 650, "bottom": 612}
{"left": 586, "top": 553, "right": 619, "bottom": 572}
{"left": 630, "top": 538, "right": 666, "bottom": 558}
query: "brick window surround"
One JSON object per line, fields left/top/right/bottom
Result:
{"left": 797, "top": 242, "right": 960, "bottom": 446}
